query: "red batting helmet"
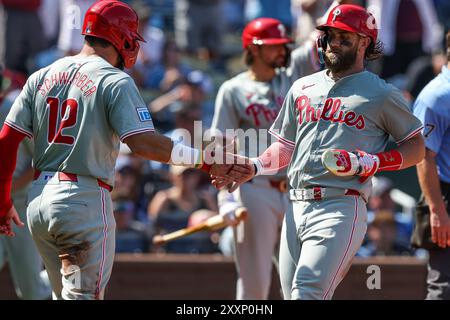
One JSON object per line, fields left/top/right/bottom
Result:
{"left": 82, "top": 0, "right": 145, "bottom": 68}
{"left": 316, "top": 4, "right": 378, "bottom": 43}
{"left": 242, "top": 18, "right": 293, "bottom": 49}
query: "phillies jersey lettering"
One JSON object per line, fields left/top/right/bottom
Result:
{"left": 270, "top": 69, "right": 423, "bottom": 195}
{"left": 5, "top": 55, "right": 154, "bottom": 186}
{"left": 245, "top": 100, "right": 282, "bottom": 127}
{"left": 295, "top": 96, "right": 365, "bottom": 129}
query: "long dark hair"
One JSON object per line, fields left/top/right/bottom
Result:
{"left": 365, "top": 39, "right": 384, "bottom": 61}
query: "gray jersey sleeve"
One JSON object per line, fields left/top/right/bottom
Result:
{"left": 379, "top": 88, "right": 423, "bottom": 144}
{"left": 211, "top": 81, "right": 240, "bottom": 134}
{"left": 269, "top": 86, "right": 296, "bottom": 147}
{"left": 4, "top": 74, "right": 36, "bottom": 138}
{"left": 105, "top": 76, "right": 155, "bottom": 141}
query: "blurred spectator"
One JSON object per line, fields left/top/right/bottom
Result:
{"left": 245, "top": 0, "right": 293, "bottom": 31}
{"left": 403, "top": 51, "right": 447, "bottom": 101}
{"left": 292, "top": 0, "right": 334, "bottom": 45}
{"left": 367, "top": 0, "right": 443, "bottom": 79}
{"left": 115, "top": 142, "right": 172, "bottom": 224}
{"left": 114, "top": 200, "right": 150, "bottom": 253}
{"left": 112, "top": 162, "right": 142, "bottom": 206}
{"left": 223, "top": 0, "right": 246, "bottom": 32}
{"left": 1, "top": 0, "right": 47, "bottom": 75}
{"left": 129, "top": 0, "right": 166, "bottom": 87}
{"left": 0, "top": 68, "right": 27, "bottom": 102}
{"left": 148, "top": 165, "right": 218, "bottom": 253}
{"left": 148, "top": 70, "right": 211, "bottom": 131}
{"left": 434, "top": 0, "right": 450, "bottom": 35}
{"left": 57, "top": 0, "right": 96, "bottom": 56}
{"left": 144, "top": 39, "right": 191, "bottom": 91}
{"left": 367, "top": 176, "right": 414, "bottom": 246}
{"left": 174, "top": 0, "right": 225, "bottom": 63}
{"left": 359, "top": 210, "right": 415, "bottom": 256}
{"left": 134, "top": 0, "right": 165, "bottom": 66}
{"left": 33, "top": 0, "right": 96, "bottom": 70}
{"left": 185, "top": 209, "right": 222, "bottom": 253}
{"left": 38, "top": 0, "right": 60, "bottom": 48}
{"left": 167, "top": 102, "right": 203, "bottom": 143}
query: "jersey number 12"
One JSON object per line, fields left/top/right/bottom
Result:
{"left": 46, "top": 97, "right": 79, "bottom": 145}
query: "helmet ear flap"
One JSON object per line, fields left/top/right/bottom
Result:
{"left": 316, "top": 33, "right": 328, "bottom": 65}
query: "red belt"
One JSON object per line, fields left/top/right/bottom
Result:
{"left": 33, "top": 170, "right": 113, "bottom": 192}
{"left": 344, "top": 189, "right": 360, "bottom": 196}
{"left": 269, "top": 179, "right": 288, "bottom": 193}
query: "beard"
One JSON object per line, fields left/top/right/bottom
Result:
{"left": 324, "top": 47, "right": 358, "bottom": 74}
{"left": 261, "top": 55, "right": 289, "bottom": 69}
{"left": 271, "top": 56, "right": 289, "bottom": 69}
{"left": 261, "top": 46, "right": 291, "bottom": 69}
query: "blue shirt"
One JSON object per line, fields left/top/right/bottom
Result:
{"left": 413, "top": 66, "right": 450, "bottom": 183}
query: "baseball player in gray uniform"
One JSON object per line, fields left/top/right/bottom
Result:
{"left": 214, "top": 4, "right": 425, "bottom": 300}
{"left": 0, "top": 75, "right": 51, "bottom": 300}
{"left": 211, "top": 17, "right": 320, "bottom": 299}
{"left": 0, "top": 1, "right": 236, "bottom": 300}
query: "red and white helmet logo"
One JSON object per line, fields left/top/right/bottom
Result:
{"left": 332, "top": 8, "right": 341, "bottom": 22}
{"left": 277, "top": 24, "right": 286, "bottom": 37}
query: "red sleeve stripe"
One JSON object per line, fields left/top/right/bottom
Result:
{"left": 396, "top": 126, "right": 423, "bottom": 145}
{"left": 4, "top": 121, "right": 33, "bottom": 139}
{"left": 120, "top": 128, "right": 155, "bottom": 142}
{"left": 269, "top": 130, "right": 296, "bottom": 148}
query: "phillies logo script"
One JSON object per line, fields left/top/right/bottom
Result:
{"left": 295, "top": 95, "right": 365, "bottom": 129}
{"left": 246, "top": 103, "right": 281, "bottom": 127}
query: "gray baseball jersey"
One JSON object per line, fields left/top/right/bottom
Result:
{"left": 6, "top": 55, "right": 154, "bottom": 186}
{"left": 271, "top": 69, "right": 423, "bottom": 300}
{"left": 270, "top": 69, "right": 423, "bottom": 196}
{"left": 5, "top": 55, "right": 154, "bottom": 299}
{"left": 212, "top": 43, "right": 319, "bottom": 299}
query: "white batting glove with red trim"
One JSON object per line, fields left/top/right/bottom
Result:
{"left": 321, "top": 149, "right": 380, "bottom": 178}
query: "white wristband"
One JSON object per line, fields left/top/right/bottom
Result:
{"left": 250, "top": 157, "right": 263, "bottom": 176}
{"left": 170, "top": 143, "right": 203, "bottom": 168}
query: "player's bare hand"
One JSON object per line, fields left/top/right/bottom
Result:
{"left": 0, "top": 206, "right": 24, "bottom": 237}
{"left": 221, "top": 211, "right": 240, "bottom": 227}
{"left": 212, "top": 154, "right": 256, "bottom": 192}
{"left": 209, "top": 163, "right": 233, "bottom": 178}
{"left": 430, "top": 208, "right": 450, "bottom": 248}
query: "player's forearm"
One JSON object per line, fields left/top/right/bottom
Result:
{"left": 372, "top": 133, "right": 425, "bottom": 173}
{"left": 417, "top": 150, "right": 446, "bottom": 215}
{"left": 125, "top": 132, "right": 206, "bottom": 168}
{"left": 125, "top": 132, "right": 174, "bottom": 163}
{"left": 394, "top": 133, "right": 425, "bottom": 169}
{"left": 252, "top": 141, "right": 294, "bottom": 176}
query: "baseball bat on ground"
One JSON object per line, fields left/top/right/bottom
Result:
{"left": 152, "top": 207, "right": 248, "bottom": 245}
